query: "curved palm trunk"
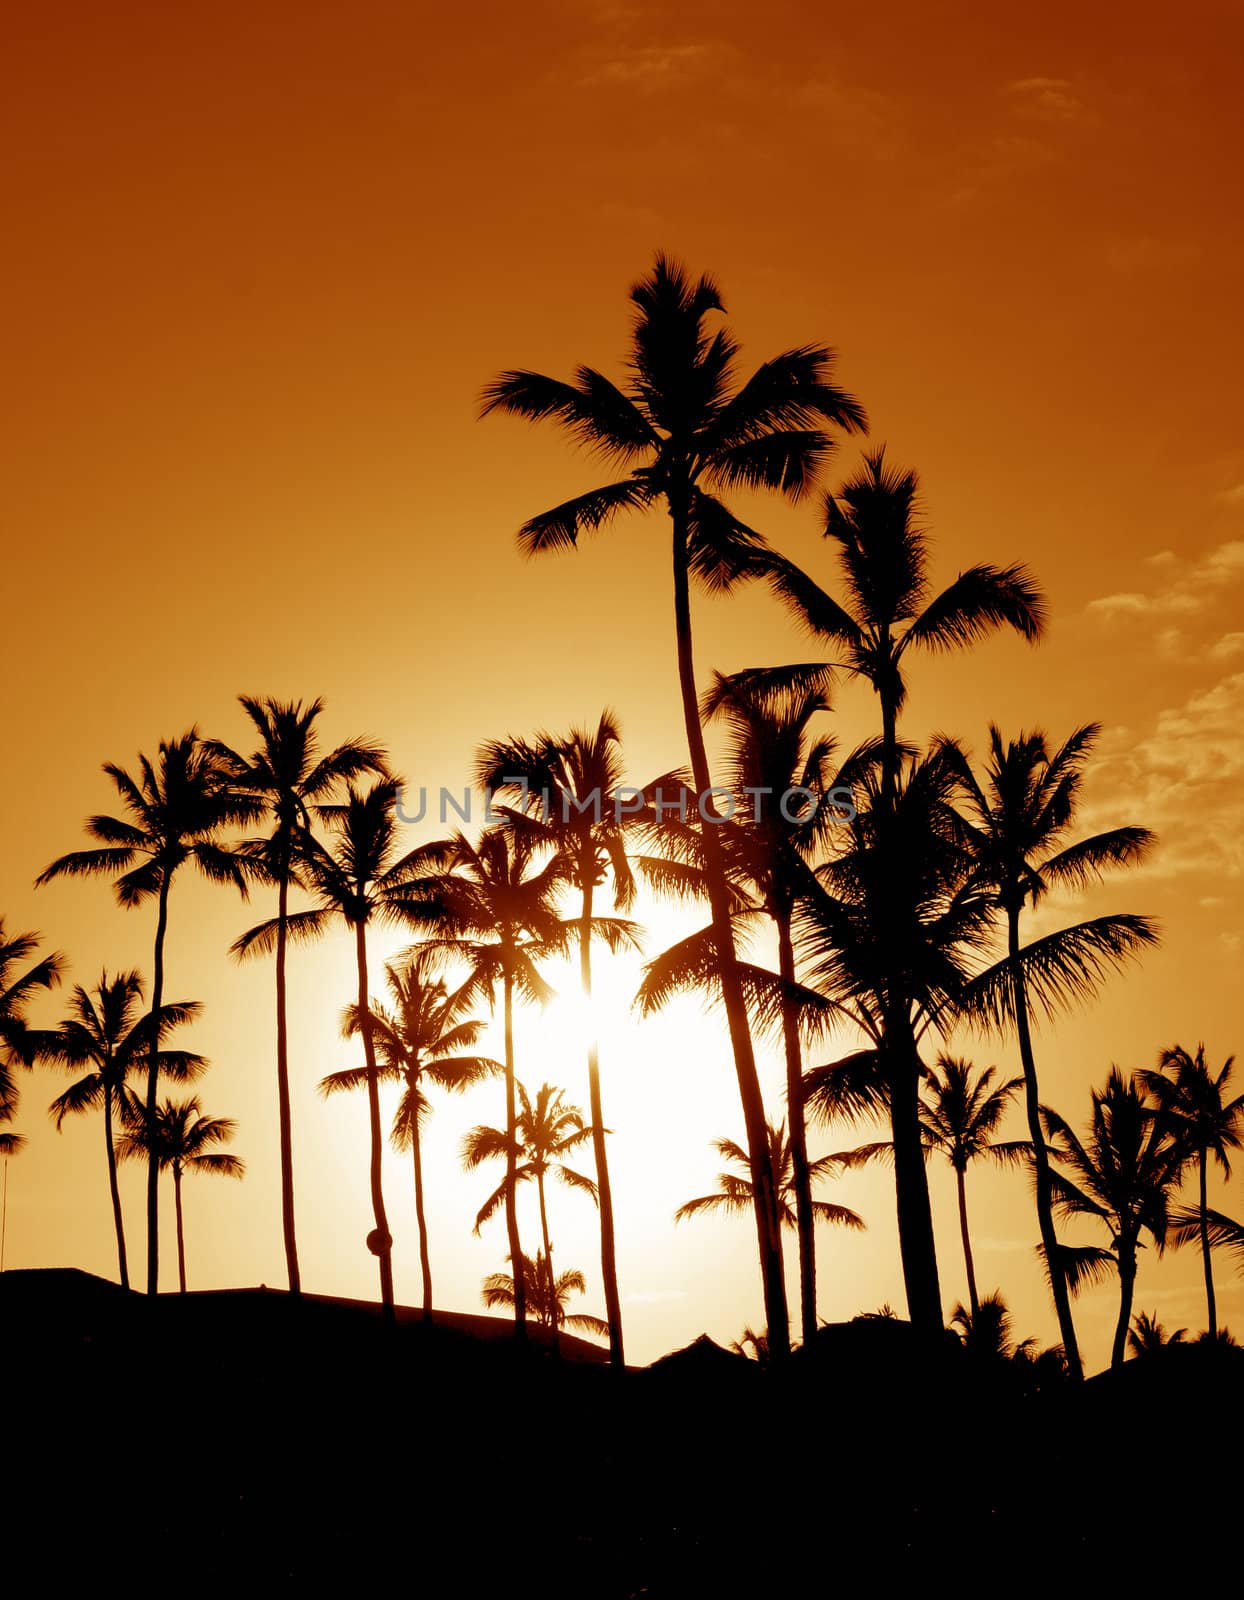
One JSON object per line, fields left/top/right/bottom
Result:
{"left": 580, "top": 879, "right": 625, "bottom": 1368}
{"left": 1112, "top": 1241, "right": 1137, "bottom": 1369}
{"left": 173, "top": 1164, "right": 187, "bottom": 1294}
{"left": 1009, "top": 910, "right": 1084, "bottom": 1380}
{"left": 410, "top": 1076, "right": 433, "bottom": 1320}
{"left": 670, "top": 502, "right": 789, "bottom": 1360}
{"left": 776, "top": 909, "right": 817, "bottom": 1347}
{"left": 103, "top": 1081, "right": 129, "bottom": 1290}
{"left": 955, "top": 1164, "right": 979, "bottom": 1319}
{"left": 502, "top": 966, "right": 526, "bottom": 1337}
{"left": 355, "top": 921, "right": 395, "bottom": 1323}
{"left": 536, "top": 1169, "right": 560, "bottom": 1356}
{"left": 146, "top": 876, "right": 170, "bottom": 1295}
{"left": 1199, "top": 1149, "right": 1217, "bottom": 1340}
{"left": 886, "top": 1014, "right": 944, "bottom": 1338}
{"left": 275, "top": 858, "right": 301, "bottom": 1295}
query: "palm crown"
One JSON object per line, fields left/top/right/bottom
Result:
{"left": 675, "top": 1120, "right": 864, "bottom": 1235}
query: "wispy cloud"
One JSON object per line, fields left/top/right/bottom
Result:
{"left": 579, "top": 40, "right": 731, "bottom": 92}
{"left": 1086, "top": 540, "right": 1244, "bottom": 624}
{"left": 1006, "top": 76, "right": 1084, "bottom": 123}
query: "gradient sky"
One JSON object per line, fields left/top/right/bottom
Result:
{"left": 3, "top": 0, "right": 1242, "bottom": 1365}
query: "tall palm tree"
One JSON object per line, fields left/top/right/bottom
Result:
{"left": 945, "top": 724, "right": 1157, "bottom": 1379}
{"left": 482, "top": 255, "right": 868, "bottom": 1357}
{"left": 41, "top": 972, "right": 206, "bottom": 1288}
{"left": 698, "top": 671, "right": 853, "bottom": 1346}
{"left": 481, "top": 1251, "right": 610, "bottom": 1341}
{"left": 761, "top": 452, "right": 1045, "bottom": 1339}
{"left": 917, "top": 1057, "right": 1028, "bottom": 1319}
{"left": 478, "top": 711, "right": 640, "bottom": 1368}
{"left": 36, "top": 732, "right": 255, "bottom": 1294}
{"left": 117, "top": 1095, "right": 244, "bottom": 1293}
{"left": 463, "top": 1080, "right": 597, "bottom": 1355}
{"left": 418, "top": 826, "right": 574, "bottom": 1335}
{"left": 1, "top": 923, "right": 63, "bottom": 1145}
{"left": 234, "top": 778, "right": 442, "bottom": 1321}
{"left": 1141, "top": 1044, "right": 1243, "bottom": 1338}
{"left": 798, "top": 744, "right": 997, "bottom": 1332}
{"left": 212, "top": 695, "right": 385, "bottom": 1296}
{"left": 675, "top": 1121, "right": 865, "bottom": 1255}
{"left": 319, "top": 947, "right": 500, "bottom": 1318}
{"left": 1042, "top": 1068, "right": 1189, "bottom": 1370}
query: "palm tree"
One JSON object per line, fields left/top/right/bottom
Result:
{"left": 212, "top": 695, "right": 385, "bottom": 1296}
{"left": 945, "top": 724, "right": 1157, "bottom": 1379}
{"left": 761, "top": 452, "right": 1045, "bottom": 1340}
{"left": 918, "top": 1057, "right": 1028, "bottom": 1318}
{"left": 36, "top": 731, "right": 255, "bottom": 1293}
{"left": 798, "top": 744, "right": 997, "bottom": 1333}
{"left": 482, "top": 255, "right": 868, "bottom": 1357}
{"left": 234, "top": 778, "right": 442, "bottom": 1321}
{"left": 463, "top": 1081, "right": 597, "bottom": 1355}
{"left": 481, "top": 1251, "right": 610, "bottom": 1341}
{"left": 698, "top": 672, "right": 852, "bottom": 1346}
{"left": 1042, "top": 1068, "right": 1189, "bottom": 1370}
{"left": 117, "top": 1095, "right": 244, "bottom": 1293}
{"left": 417, "top": 826, "right": 569, "bottom": 1334}
{"left": 1127, "top": 1310, "right": 1187, "bottom": 1356}
{"left": 1, "top": 923, "right": 63, "bottom": 1145}
{"left": 41, "top": 972, "right": 206, "bottom": 1288}
{"left": 949, "top": 1291, "right": 1036, "bottom": 1362}
{"left": 1140, "top": 1044, "right": 1244, "bottom": 1339}
{"left": 319, "top": 947, "right": 500, "bottom": 1317}
{"left": 675, "top": 1120, "right": 864, "bottom": 1251}
{"left": 478, "top": 711, "right": 642, "bottom": 1369}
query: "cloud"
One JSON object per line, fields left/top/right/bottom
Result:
{"left": 1006, "top": 76, "right": 1083, "bottom": 122}
{"left": 1218, "top": 483, "right": 1244, "bottom": 507}
{"left": 1086, "top": 540, "right": 1244, "bottom": 625}
{"left": 579, "top": 40, "right": 731, "bottom": 91}
{"left": 1209, "top": 632, "right": 1244, "bottom": 662}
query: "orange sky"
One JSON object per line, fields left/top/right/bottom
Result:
{"left": 3, "top": 0, "right": 1242, "bottom": 1365}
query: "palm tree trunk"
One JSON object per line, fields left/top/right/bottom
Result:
{"left": 103, "top": 1081, "right": 128, "bottom": 1289}
{"left": 580, "top": 878, "right": 625, "bottom": 1368}
{"left": 1199, "top": 1149, "right": 1217, "bottom": 1340}
{"left": 955, "top": 1164, "right": 979, "bottom": 1319}
{"left": 146, "top": 875, "right": 170, "bottom": 1295}
{"left": 355, "top": 920, "right": 395, "bottom": 1323}
{"left": 1112, "top": 1243, "right": 1137, "bottom": 1369}
{"left": 670, "top": 498, "right": 790, "bottom": 1360}
{"left": 1009, "top": 909, "right": 1084, "bottom": 1380}
{"left": 275, "top": 856, "right": 301, "bottom": 1295}
{"left": 173, "top": 1165, "right": 187, "bottom": 1294}
{"left": 502, "top": 966, "right": 526, "bottom": 1337}
{"left": 410, "top": 1080, "right": 433, "bottom": 1320}
{"left": 776, "top": 908, "right": 817, "bottom": 1348}
{"left": 536, "top": 1169, "right": 560, "bottom": 1356}
{"left": 886, "top": 1016, "right": 944, "bottom": 1338}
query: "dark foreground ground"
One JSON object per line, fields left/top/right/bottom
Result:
{"left": 4, "top": 1269, "right": 1239, "bottom": 1595}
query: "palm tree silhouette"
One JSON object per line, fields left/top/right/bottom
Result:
{"left": 675, "top": 1121, "right": 864, "bottom": 1253}
{"left": 36, "top": 732, "right": 255, "bottom": 1294}
{"left": 799, "top": 743, "right": 996, "bottom": 1331}
{"left": 319, "top": 947, "right": 500, "bottom": 1318}
{"left": 478, "top": 711, "right": 643, "bottom": 1369}
{"left": 1140, "top": 1043, "right": 1244, "bottom": 1339}
{"left": 117, "top": 1095, "right": 244, "bottom": 1293}
{"left": 463, "top": 1080, "right": 596, "bottom": 1355}
{"left": 212, "top": 695, "right": 385, "bottom": 1296}
{"left": 1042, "top": 1068, "right": 1189, "bottom": 1369}
{"left": 481, "top": 1251, "right": 609, "bottom": 1341}
{"left": 1127, "top": 1310, "right": 1187, "bottom": 1356}
{"left": 698, "top": 671, "right": 852, "bottom": 1346}
{"left": 418, "top": 827, "right": 567, "bottom": 1334}
{"left": 234, "top": 778, "right": 442, "bottom": 1321}
{"left": 760, "top": 455, "right": 1044, "bottom": 1338}
{"left": 482, "top": 254, "right": 867, "bottom": 1358}
{"left": 0, "top": 923, "right": 63, "bottom": 1153}
{"left": 41, "top": 972, "right": 206, "bottom": 1288}
{"left": 945, "top": 724, "right": 1156, "bottom": 1378}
